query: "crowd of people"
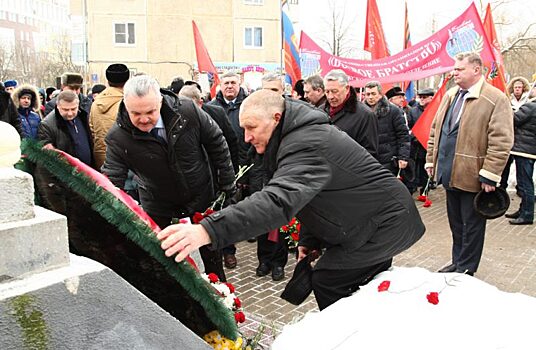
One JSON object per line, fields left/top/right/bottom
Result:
{"left": 1, "top": 51, "right": 534, "bottom": 309}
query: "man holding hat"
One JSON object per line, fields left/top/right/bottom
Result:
{"left": 44, "top": 72, "right": 91, "bottom": 116}
{"left": 407, "top": 88, "right": 435, "bottom": 195}
{"left": 4, "top": 80, "right": 18, "bottom": 95}
{"left": 426, "top": 53, "right": 513, "bottom": 276}
{"left": 89, "top": 63, "right": 130, "bottom": 170}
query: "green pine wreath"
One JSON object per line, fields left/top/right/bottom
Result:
{"left": 21, "top": 138, "right": 238, "bottom": 339}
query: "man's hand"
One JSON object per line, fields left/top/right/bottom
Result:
{"left": 481, "top": 183, "right": 496, "bottom": 192}
{"left": 398, "top": 160, "right": 408, "bottom": 169}
{"left": 297, "top": 246, "right": 320, "bottom": 262}
{"left": 425, "top": 166, "right": 434, "bottom": 177}
{"left": 157, "top": 224, "right": 212, "bottom": 262}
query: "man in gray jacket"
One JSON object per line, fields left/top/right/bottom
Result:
{"left": 158, "top": 89, "right": 425, "bottom": 310}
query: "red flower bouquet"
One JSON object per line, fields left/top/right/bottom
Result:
{"left": 280, "top": 217, "right": 301, "bottom": 251}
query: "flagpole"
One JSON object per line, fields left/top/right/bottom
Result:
{"left": 280, "top": 1, "right": 284, "bottom": 76}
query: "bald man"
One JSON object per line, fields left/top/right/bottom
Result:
{"left": 157, "top": 90, "right": 425, "bottom": 310}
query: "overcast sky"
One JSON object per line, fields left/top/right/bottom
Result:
{"left": 294, "top": 0, "right": 536, "bottom": 57}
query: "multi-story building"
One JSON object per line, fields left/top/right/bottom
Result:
{"left": 0, "top": 0, "right": 70, "bottom": 85}
{"left": 70, "top": 0, "right": 283, "bottom": 91}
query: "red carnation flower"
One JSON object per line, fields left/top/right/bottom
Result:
{"left": 426, "top": 292, "right": 439, "bottom": 305}
{"left": 234, "top": 311, "right": 246, "bottom": 323}
{"left": 207, "top": 273, "right": 219, "bottom": 283}
{"left": 417, "top": 195, "right": 427, "bottom": 202}
{"left": 234, "top": 297, "right": 241, "bottom": 308}
{"left": 225, "top": 282, "right": 235, "bottom": 294}
{"left": 378, "top": 280, "right": 391, "bottom": 292}
{"left": 291, "top": 232, "right": 299, "bottom": 241}
{"left": 192, "top": 212, "right": 205, "bottom": 224}
{"left": 296, "top": 222, "right": 301, "bottom": 232}
{"left": 423, "top": 199, "right": 432, "bottom": 207}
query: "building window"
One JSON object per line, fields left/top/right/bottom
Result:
{"left": 244, "top": 26, "right": 263, "bottom": 48}
{"left": 114, "top": 22, "right": 135, "bottom": 45}
{"left": 244, "top": 0, "right": 263, "bottom": 5}
{"left": 289, "top": 0, "right": 299, "bottom": 4}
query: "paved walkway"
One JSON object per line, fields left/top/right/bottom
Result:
{"left": 229, "top": 187, "right": 536, "bottom": 345}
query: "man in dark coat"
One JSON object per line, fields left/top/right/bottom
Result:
{"left": 179, "top": 84, "right": 239, "bottom": 172}
{"left": 158, "top": 90, "right": 426, "bottom": 310}
{"left": 304, "top": 74, "right": 327, "bottom": 108}
{"left": 504, "top": 96, "right": 536, "bottom": 225}
{"left": 44, "top": 72, "right": 92, "bottom": 116}
{"left": 323, "top": 69, "right": 378, "bottom": 158}
{"left": 207, "top": 71, "right": 249, "bottom": 269}
{"left": 364, "top": 81, "right": 410, "bottom": 175}
{"left": 102, "top": 75, "right": 235, "bottom": 281}
{"left": 0, "top": 81, "right": 22, "bottom": 136}
{"left": 36, "top": 90, "right": 95, "bottom": 233}
{"left": 407, "top": 88, "right": 435, "bottom": 194}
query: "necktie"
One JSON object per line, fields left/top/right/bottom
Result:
{"left": 449, "top": 89, "right": 468, "bottom": 131}
{"left": 150, "top": 127, "right": 166, "bottom": 144}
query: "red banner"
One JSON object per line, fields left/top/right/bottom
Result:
{"left": 192, "top": 20, "right": 220, "bottom": 98}
{"left": 300, "top": 3, "right": 494, "bottom": 87}
{"left": 364, "top": 0, "right": 390, "bottom": 59}
{"left": 411, "top": 76, "right": 450, "bottom": 149}
{"left": 483, "top": 3, "right": 507, "bottom": 92}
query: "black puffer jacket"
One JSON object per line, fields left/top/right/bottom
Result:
{"left": 208, "top": 88, "right": 248, "bottom": 166}
{"left": 368, "top": 97, "right": 410, "bottom": 171}
{"left": 201, "top": 103, "right": 239, "bottom": 172}
{"left": 323, "top": 87, "right": 378, "bottom": 158}
{"left": 201, "top": 99, "right": 425, "bottom": 269}
{"left": 102, "top": 90, "right": 235, "bottom": 218}
{"left": 511, "top": 100, "right": 536, "bottom": 158}
{"left": 0, "top": 90, "right": 22, "bottom": 135}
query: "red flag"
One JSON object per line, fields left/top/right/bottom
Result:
{"left": 482, "top": 4, "right": 507, "bottom": 92}
{"left": 192, "top": 20, "right": 220, "bottom": 98}
{"left": 411, "top": 77, "right": 451, "bottom": 149}
{"left": 364, "top": 0, "right": 390, "bottom": 59}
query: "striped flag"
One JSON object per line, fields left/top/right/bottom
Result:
{"left": 282, "top": 6, "right": 302, "bottom": 86}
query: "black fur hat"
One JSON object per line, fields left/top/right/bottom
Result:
{"left": 473, "top": 187, "right": 510, "bottom": 219}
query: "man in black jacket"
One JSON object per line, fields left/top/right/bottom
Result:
{"left": 179, "top": 84, "right": 239, "bottom": 172}
{"left": 36, "top": 90, "right": 95, "bottom": 224}
{"left": 158, "top": 90, "right": 425, "bottom": 310}
{"left": 102, "top": 75, "right": 235, "bottom": 281}
{"left": 207, "top": 72, "right": 248, "bottom": 269}
{"left": 0, "top": 82, "right": 22, "bottom": 136}
{"left": 364, "top": 81, "right": 410, "bottom": 175}
{"left": 44, "top": 73, "right": 92, "bottom": 116}
{"left": 323, "top": 69, "right": 378, "bottom": 158}
{"left": 504, "top": 97, "right": 536, "bottom": 225}
{"left": 407, "top": 88, "right": 435, "bottom": 194}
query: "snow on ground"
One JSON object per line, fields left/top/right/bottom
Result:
{"left": 272, "top": 266, "right": 536, "bottom": 350}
